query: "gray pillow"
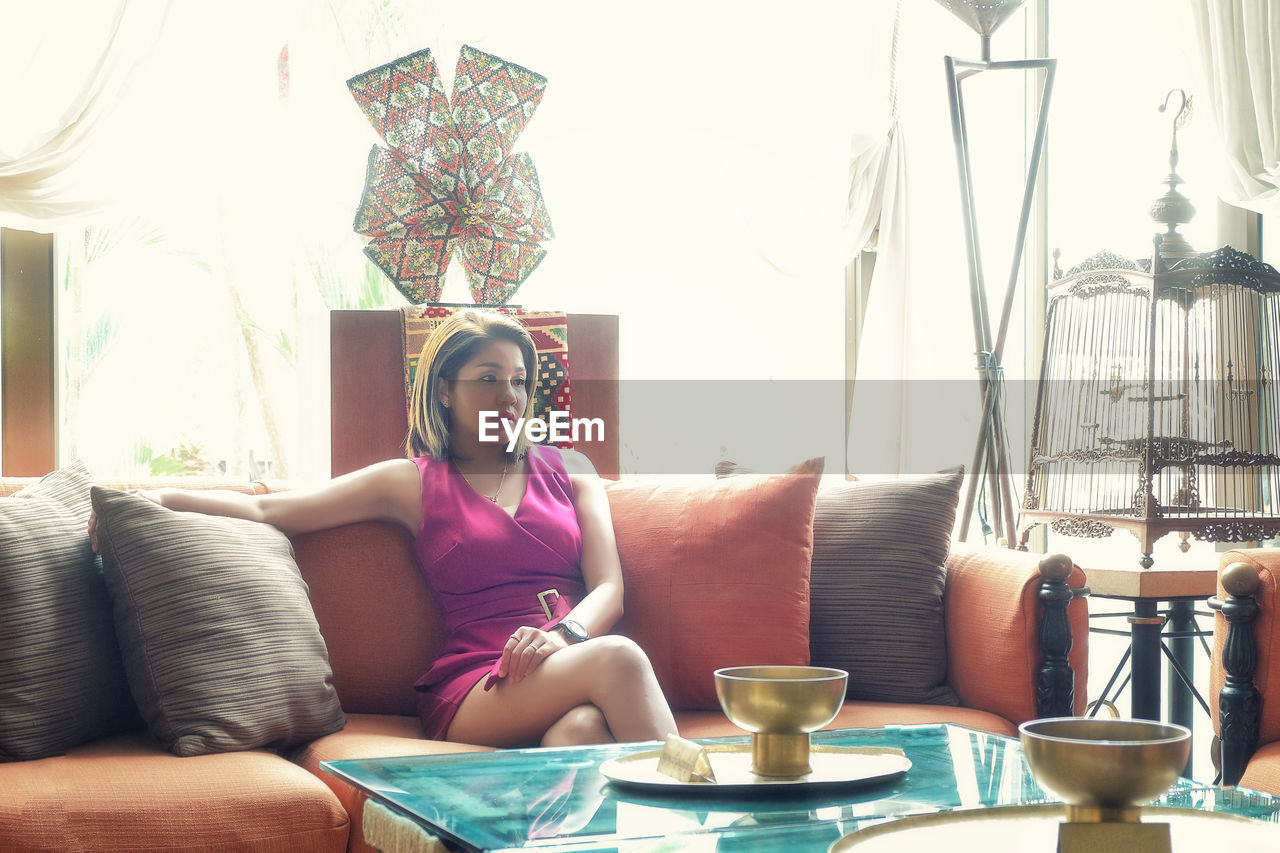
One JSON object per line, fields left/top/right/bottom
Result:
{"left": 807, "top": 468, "right": 964, "bottom": 705}
{"left": 0, "top": 461, "right": 140, "bottom": 761}
{"left": 91, "top": 487, "right": 345, "bottom": 756}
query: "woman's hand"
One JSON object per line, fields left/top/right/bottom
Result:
{"left": 498, "top": 626, "right": 568, "bottom": 683}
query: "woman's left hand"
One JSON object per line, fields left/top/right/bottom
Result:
{"left": 498, "top": 626, "right": 568, "bottom": 683}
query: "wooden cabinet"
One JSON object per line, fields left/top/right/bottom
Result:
{"left": 330, "top": 310, "right": 619, "bottom": 478}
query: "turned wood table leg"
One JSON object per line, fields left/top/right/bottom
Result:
{"left": 1209, "top": 562, "right": 1262, "bottom": 787}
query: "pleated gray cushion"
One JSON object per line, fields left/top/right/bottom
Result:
{"left": 91, "top": 486, "right": 345, "bottom": 756}
{"left": 807, "top": 468, "right": 964, "bottom": 705}
{"left": 0, "top": 461, "right": 140, "bottom": 761}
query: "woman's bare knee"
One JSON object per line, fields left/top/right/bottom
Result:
{"left": 585, "top": 637, "right": 658, "bottom": 692}
{"left": 449, "top": 636, "right": 676, "bottom": 747}
{"left": 584, "top": 636, "right": 651, "bottom": 679}
{"left": 541, "top": 704, "right": 612, "bottom": 747}
{"left": 570, "top": 636, "right": 676, "bottom": 741}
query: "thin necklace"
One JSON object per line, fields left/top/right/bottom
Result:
{"left": 459, "top": 460, "right": 509, "bottom": 503}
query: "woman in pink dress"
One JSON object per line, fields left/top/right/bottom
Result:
{"left": 94, "top": 310, "right": 678, "bottom": 748}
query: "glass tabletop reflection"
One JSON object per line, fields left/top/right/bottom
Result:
{"left": 323, "top": 724, "right": 1280, "bottom": 853}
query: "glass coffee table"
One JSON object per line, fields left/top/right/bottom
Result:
{"left": 323, "top": 724, "right": 1280, "bottom": 852}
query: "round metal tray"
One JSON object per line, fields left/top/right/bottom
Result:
{"left": 599, "top": 745, "right": 910, "bottom": 795}
{"left": 830, "top": 804, "right": 1280, "bottom": 851}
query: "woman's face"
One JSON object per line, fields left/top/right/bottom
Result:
{"left": 440, "top": 339, "right": 529, "bottom": 448}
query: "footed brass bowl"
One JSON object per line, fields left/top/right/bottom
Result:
{"left": 715, "top": 666, "right": 847, "bottom": 777}
{"left": 1019, "top": 717, "right": 1190, "bottom": 823}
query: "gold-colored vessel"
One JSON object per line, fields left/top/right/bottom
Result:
{"left": 1019, "top": 717, "right": 1191, "bottom": 852}
{"left": 714, "top": 665, "right": 847, "bottom": 777}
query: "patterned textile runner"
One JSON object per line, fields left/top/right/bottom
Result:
{"left": 401, "top": 306, "right": 573, "bottom": 447}
{"left": 362, "top": 800, "right": 449, "bottom": 853}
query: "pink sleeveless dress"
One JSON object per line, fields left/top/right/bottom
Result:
{"left": 412, "top": 445, "right": 585, "bottom": 739}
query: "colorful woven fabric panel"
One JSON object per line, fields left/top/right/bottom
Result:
{"left": 348, "top": 46, "right": 554, "bottom": 306}
{"left": 402, "top": 307, "right": 572, "bottom": 447}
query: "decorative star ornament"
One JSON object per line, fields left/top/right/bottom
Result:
{"left": 347, "top": 46, "right": 554, "bottom": 305}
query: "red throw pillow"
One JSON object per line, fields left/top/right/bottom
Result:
{"left": 605, "top": 459, "right": 823, "bottom": 710}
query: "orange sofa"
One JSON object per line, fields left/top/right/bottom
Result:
{"left": 0, "top": 474, "right": 1088, "bottom": 853}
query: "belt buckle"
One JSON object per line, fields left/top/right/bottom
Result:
{"left": 537, "top": 589, "right": 560, "bottom": 621}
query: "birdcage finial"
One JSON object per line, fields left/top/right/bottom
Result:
{"left": 1149, "top": 89, "right": 1196, "bottom": 262}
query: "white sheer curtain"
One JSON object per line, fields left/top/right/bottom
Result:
{"left": 20, "top": 1, "right": 912, "bottom": 478}
{"left": 1191, "top": 0, "right": 1280, "bottom": 213}
{"left": 0, "top": 1, "right": 171, "bottom": 230}
{"left": 846, "top": 3, "right": 1004, "bottom": 479}
{"left": 357, "top": 1, "right": 902, "bottom": 475}
{"left": 845, "top": 2, "right": 914, "bottom": 476}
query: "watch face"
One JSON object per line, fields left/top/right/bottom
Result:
{"left": 558, "top": 619, "right": 588, "bottom": 643}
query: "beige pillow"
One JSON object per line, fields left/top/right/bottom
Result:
{"left": 92, "top": 487, "right": 345, "bottom": 756}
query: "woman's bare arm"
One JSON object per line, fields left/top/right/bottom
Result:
{"left": 558, "top": 449, "right": 625, "bottom": 636}
{"left": 115, "top": 458, "right": 423, "bottom": 538}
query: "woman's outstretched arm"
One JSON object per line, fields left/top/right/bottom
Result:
{"left": 91, "top": 458, "right": 423, "bottom": 548}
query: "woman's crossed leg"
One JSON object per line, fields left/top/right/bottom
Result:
{"left": 446, "top": 635, "right": 678, "bottom": 748}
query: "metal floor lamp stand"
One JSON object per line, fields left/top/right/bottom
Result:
{"left": 943, "top": 49, "right": 1056, "bottom": 545}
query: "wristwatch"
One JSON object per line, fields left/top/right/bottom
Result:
{"left": 553, "top": 619, "right": 589, "bottom": 644}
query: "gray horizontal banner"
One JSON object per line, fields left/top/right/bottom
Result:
{"left": 527, "top": 379, "right": 1276, "bottom": 477}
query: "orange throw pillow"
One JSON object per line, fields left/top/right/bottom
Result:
{"left": 606, "top": 459, "right": 823, "bottom": 710}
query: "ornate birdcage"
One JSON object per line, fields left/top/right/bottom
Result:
{"left": 1019, "top": 243, "right": 1280, "bottom": 567}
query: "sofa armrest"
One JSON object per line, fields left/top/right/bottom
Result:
{"left": 1210, "top": 549, "right": 1280, "bottom": 784}
{"left": 944, "top": 548, "right": 1089, "bottom": 726}
{"left": 0, "top": 478, "right": 39, "bottom": 497}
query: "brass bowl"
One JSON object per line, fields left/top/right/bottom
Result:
{"left": 1019, "top": 717, "right": 1191, "bottom": 823}
{"left": 715, "top": 665, "right": 847, "bottom": 777}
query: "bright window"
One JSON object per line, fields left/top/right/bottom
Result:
{"left": 25, "top": 3, "right": 1246, "bottom": 486}
{"left": 50, "top": 2, "right": 884, "bottom": 480}
{"left": 55, "top": 4, "right": 408, "bottom": 480}
{"left": 1047, "top": 0, "right": 1220, "bottom": 266}
{"left": 1042, "top": 0, "right": 1223, "bottom": 569}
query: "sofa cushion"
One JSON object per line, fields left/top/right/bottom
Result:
{"left": 0, "top": 731, "right": 349, "bottom": 852}
{"left": 290, "top": 521, "right": 444, "bottom": 717}
{"left": 805, "top": 469, "right": 963, "bottom": 705}
{"left": 294, "top": 713, "right": 489, "bottom": 853}
{"left": 0, "top": 462, "right": 139, "bottom": 761}
{"left": 606, "top": 459, "right": 823, "bottom": 710}
{"left": 91, "top": 487, "right": 346, "bottom": 756}
{"left": 1239, "top": 739, "right": 1280, "bottom": 799}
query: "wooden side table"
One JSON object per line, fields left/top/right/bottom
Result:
{"left": 1084, "top": 564, "right": 1218, "bottom": 777}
